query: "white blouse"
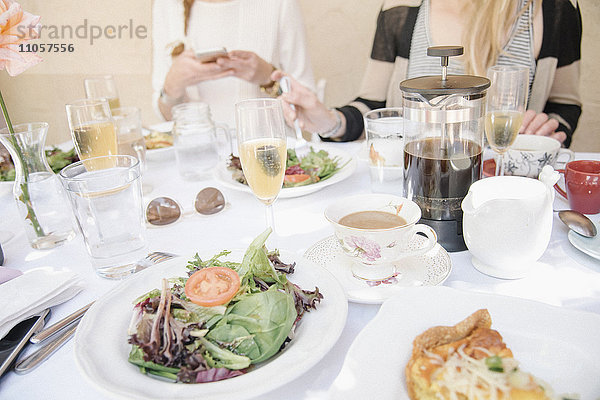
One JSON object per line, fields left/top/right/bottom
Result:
{"left": 152, "top": 0, "right": 316, "bottom": 127}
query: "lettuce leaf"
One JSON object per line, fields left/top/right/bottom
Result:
{"left": 207, "top": 286, "right": 297, "bottom": 364}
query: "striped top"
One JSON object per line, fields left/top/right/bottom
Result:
{"left": 407, "top": 0, "right": 536, "bottom": 87}
{"left": 329, "top": 0, "right": 581, "bottom": 147}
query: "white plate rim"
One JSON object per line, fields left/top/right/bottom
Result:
{"left": 568, "top": 220, "right": 600, "bottom": 260}
{"left": 328, "top": 286, "right": 600, "bottom": 400}
{"left": 74, "top": 249, "right": 348, "bottom": 400}
{"left": 304, "top": 235, "right": 452, "bottom": 305}
{"left": 145, "top": 145, "right": 175, "bottom": 155}
{"left": 214, "top": 146, "right": 357, "bottom": 199}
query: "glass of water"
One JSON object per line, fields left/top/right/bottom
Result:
{"left": 172, "top": 102, "right": 230, "bottom": 181}
{"left": 364, "top": 108, "right": 405, "bottom": 195}
{"left": 59, "top": 155, "right": 147, "bottom": 279}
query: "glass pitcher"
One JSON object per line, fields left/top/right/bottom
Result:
{"left": 0, "top": 123, "right": 76, "bottom": 249}
{"left": 172, "top": 102, "right": 231, "bottom": 181}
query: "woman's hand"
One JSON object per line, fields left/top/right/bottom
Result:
{"left": 163, "top": 50, "right": 233, "bottom": 98}
{"left": 216, "top": 50, "right": 274, "bottom": 86}
{"left": 519, "top": 110, "right": 567, "bottom": 144}
{"left": 271, "top": 70, "right": 339, "bottom": 134}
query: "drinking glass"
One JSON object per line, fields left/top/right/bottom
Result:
{"left": 65, "top": 98, "right": 118, "bottom": 170}
{"left": 172, "top": 102, "right": 229, "bottom": 180}
{"left": 235, "top": 98, "right": 287, "bottom": 237}
{"left": 485, "top": 65, "right": 529, "bottom": 176}
{"left": 364, "top": 108, "right": 404, "bottom": 194}
{"left": 84, "top": 75, "right": 121, "bottom": 112}
{"left": 60, "top": 155, "right": 147, "bottom": 279}
{"left": 112, "top": 107, "right": 146, "bottom": 168}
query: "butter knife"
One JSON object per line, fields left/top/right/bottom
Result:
{"left": 30, "top": 302, "right": 93, "bottom": 344}
{"left": 0, "top": 309, "right": 49, "bottom": 377}
{"left": 14, "top": 319, "right": 80, "bottom": 374}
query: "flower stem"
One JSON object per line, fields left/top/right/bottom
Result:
{"left": 0, "top": 90, "right": 45, "bottom": 237}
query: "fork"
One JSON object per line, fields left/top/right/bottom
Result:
{"left": 101, "top": 251, "right": 178, "bottom": 279}
{"left": 279, "top": 77, "right": 309, "bottom": 156}
{"left": 16, "top": 252, "right": 179, "bottom": 373}
{"left": 29, "top": 251, "right": 178, "bottom": 344}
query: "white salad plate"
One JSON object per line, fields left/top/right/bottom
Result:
{"left": 75, "top": 249, "right": 348, "bottom": 400}
{"left": 213, "top": 146, "right": 357, "bottom": 199}
{"left": 304, "top": 236, "right": 451, "bottom": 304}
{"left": 568, "top": 219, "right": 600, "bottom": 260}
{"left": 328, "top": 286, "right": 600, "bottom": 400}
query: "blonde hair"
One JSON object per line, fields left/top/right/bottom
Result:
{"left": 183, "top": 0, "right": 195, "bottom": 35}
{"left": 462, "top": 0, "right": 538, "bottom": 76}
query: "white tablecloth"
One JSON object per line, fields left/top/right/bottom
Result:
{"left": 1, "top": 141, "right": 599, "bottom": 399}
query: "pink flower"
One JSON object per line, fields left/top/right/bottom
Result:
{"left": 347, "top": 236, "right": 381, "bottom": 262}
{"left": 0, "top": 0, "right": 42, "bottom": 76}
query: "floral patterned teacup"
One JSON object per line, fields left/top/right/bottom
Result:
{"left": 324, "top": 194, "right": 437, "bottom": 282}
{"left": 501, "top": 134, "right": 574, "bottom": 178}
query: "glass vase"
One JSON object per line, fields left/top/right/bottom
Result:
{"left": 0, "top": 122, "right": 76, "bottom": 249}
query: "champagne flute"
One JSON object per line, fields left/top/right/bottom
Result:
{"left": 84, "top": 75, "right": 121, "bottom": 112}
{"left": 66, "top": 98, "right": 118, "bottom": 170}
{"left": 485, "top": 65, "right": 529, "bottom": 176}
{"left": 235, "top": 98, "right": 287, "bottom": 238}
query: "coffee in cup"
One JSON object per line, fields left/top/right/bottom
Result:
{"left": 324, "top": 194, "right": 437, "bottom": 281}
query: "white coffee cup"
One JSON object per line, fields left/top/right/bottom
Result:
{"left": 325, "top": 194, "right": 437, "bottom": 282}
{"left": 501, "top": 134, "right": 574, "bottom": 178}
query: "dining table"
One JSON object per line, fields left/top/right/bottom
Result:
{"left": 0, "top": 139, "right": 599, "bottom": 400}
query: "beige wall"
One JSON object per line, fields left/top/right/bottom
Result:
{"left": 571, "top": 0, "right": 600, "bottom": 151}
{"left": 0, "top": 0, "right": 154, "bottom": 144}
{"left": 1, "top": 0, "right": 598, "bottom": 151}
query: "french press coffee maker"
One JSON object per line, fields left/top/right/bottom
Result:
{"left": 400, "top": 46, "right": 490, "bottom": 252}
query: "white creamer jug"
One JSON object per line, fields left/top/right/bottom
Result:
{"left": 461, "top": 166, "right": 560, "bottom": 279}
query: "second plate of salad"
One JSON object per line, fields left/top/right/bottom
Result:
{"left": 214, "top": 145, "right": 356, "bottom": 198}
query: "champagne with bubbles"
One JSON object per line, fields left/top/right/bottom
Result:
{"left": 72, "top": 121, "right": 118, "bottom": 169}
{"left": 485, "top": 110, "right": 523, "bottom": 154}
{"left": 239, "top": 137, "right": 286, "bottom": 205}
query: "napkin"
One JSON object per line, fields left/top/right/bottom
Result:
{"left": 0, "top": 266, "right": 23, "bottom": 284}
{"left": 0, "top": 267, "right": 85, "bottom": 340}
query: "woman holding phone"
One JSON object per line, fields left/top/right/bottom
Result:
{"left": 153, "top": 0, "right": 315, "bottom": 125}
{"left": 275, "top": 0, "right": 582, "bottom": 147}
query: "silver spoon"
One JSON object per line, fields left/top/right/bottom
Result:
{"left": 557, "top": 210, "right": 597, "bottom": 238}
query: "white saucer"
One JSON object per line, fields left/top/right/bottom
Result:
{"left": 568, "top": 219, "right": 600, "bottom": 260}
{"left": 303, "top": 235, "right": 452, "bottom": 304}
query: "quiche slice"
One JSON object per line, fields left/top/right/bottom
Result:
{"left": 405, "top": 309, "right": 556, "bottom": 400}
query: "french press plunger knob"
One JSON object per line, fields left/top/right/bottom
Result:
{"left": 426, "top": 46, "right": 464, "bottom": 82}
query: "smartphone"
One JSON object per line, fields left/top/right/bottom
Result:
{"left": 195, "top": 47, "right": 228, "bottom": 63}
{"left": 0, "top": 309, "right": 50, "bottom": 378}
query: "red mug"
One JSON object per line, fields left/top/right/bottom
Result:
{"left": 554, "top": 160, "right": 600, "bottom": 214}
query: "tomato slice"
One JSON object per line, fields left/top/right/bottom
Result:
{"left": 184, "top": 267, "right": 241, "bottom": 307}
{"left": 284, "top": 173, "right": 311, "bottom": 183}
